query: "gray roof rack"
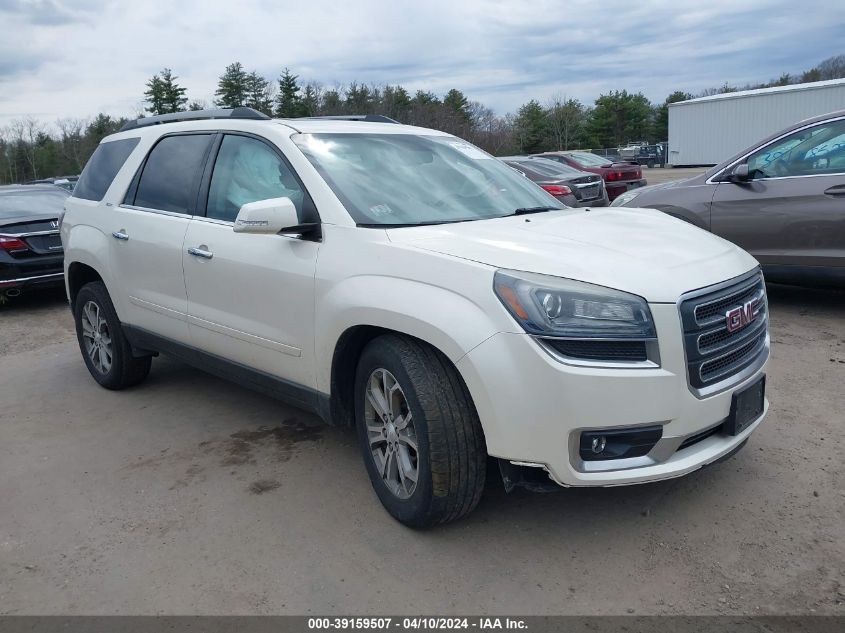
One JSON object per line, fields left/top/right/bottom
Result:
{"left": 120, "top": 107, "right": 270, "bottom": 132}
{"left": 297, "top": 114, "right": 400, "bottom": 124}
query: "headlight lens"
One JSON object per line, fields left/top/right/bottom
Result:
{"left": 493, "top": 270, "right": 656, "bottom": 339}
{"left": 610, "top": 190, "right": 641, "bottom": 207}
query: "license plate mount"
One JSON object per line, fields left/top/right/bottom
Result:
{"left": 725, "top": 375, "right": 765, "bottom": 436}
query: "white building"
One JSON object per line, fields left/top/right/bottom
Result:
{"left": 668, "top": 78, "right": 845, "bottom": 166}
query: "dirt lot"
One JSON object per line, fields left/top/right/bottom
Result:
{"left": 642, "top": 166, "right": 707, "bottom": 185}
{"left": 1, "top": 281, "right": 843, "bottom": 616}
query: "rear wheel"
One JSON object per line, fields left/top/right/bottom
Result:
{"left": 74, "top": 282, "right": 151, "bottom": 389}
{"left": 355, "top": 334, "right": 487, "bottom": 527}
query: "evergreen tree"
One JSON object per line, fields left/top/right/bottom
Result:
{"left": 653, "top": 91, "right": 691, "bottom": 142}
{"left": 381, "top": 85, "right": 411, "bottom": 120}
{"left": 345, "top": 82, "right": 374, "bottom": 113}
{"left": 513, "top": 100, "right": 548, "bottom": 153}
{"left": 160, "top": 68, "right": 187, "bottom": 114}
{"left": 144, "top": 74, "right": 166, "bottom": 116}
{"left": 443, "top": 88, "right": 470, "bottom": 121}
{"left": 245, "top": 72, "right": 273, "bottom": 115}
{"left": 145, "top": 68, "right": 187, "bottom": 115}
{"left": 274, "top": 68, "right": 305, "bottom": 117}
{"left": 301, "top": 84, "right": 320, "bottom": 117}
{"left": 215, "top": 62, "right": 249, "bottom": 108}
{"left": 588, "top": 91, "right": 654, "bottom": 147}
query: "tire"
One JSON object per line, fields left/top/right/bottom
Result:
{"left": 73, "top": 281, "right": 151, "bottom": 390}
{"left": 354, "top": 334, "right": 487, "bottom": 527}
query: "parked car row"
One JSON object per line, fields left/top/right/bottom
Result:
{"left": 499, "top": 156, "right": 608, "bottom": 207}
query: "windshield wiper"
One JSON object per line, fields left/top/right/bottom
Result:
{"left": 511, "top": 206, "right": 559, "bottom": 216}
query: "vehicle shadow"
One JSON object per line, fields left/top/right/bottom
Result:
{"left": 0, "top": 285, "right": 68, "bottom": 311}
{"left": 765, "top": 282, "right": 845, "bottom": 312}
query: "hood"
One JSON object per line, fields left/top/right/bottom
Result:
{"left": 386, "top": 208, "right": 758, "bottom": 303}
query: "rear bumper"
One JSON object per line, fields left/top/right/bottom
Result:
{"left": 0, "top": 253, "right": 65, "bottom": 290}
{"left": 606, "top": 179, "right": 647, "bottom": 200}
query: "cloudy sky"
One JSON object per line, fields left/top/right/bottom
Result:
{"left": 1, "top": 0, "right": 844, "bottom": 127}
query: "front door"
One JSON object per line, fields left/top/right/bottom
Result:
{"left": 183, "top": 133, "right": 320, "bottom": 388}
{"left": 711, "top": 116, "right": 845, "bottom": 270}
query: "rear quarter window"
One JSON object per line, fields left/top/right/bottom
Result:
{"left": 73, "top": 137, "right": 140, "bottom": 201}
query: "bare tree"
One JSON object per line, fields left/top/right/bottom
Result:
{"left": 546, "top": 93, "right": 584, "bottom": 150}
{"left": 9, "top": 117, "right": 45, "bottom": 180}
{"left": 56, "top": 117, "right": 87, "bottom": 173}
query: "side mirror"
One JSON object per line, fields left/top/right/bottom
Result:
{"left": 727, "top": 163, "right": 751, "bottom": 183}
{"left": 233, "top": 197, "right": 299, "bottom": 234}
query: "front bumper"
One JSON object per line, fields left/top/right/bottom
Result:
{"left": 456, "top": 302, "right": 769, "bottom": 487}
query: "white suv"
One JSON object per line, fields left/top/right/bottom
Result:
{"left": 62, "top": 108, "right": 769, "bottom": 527}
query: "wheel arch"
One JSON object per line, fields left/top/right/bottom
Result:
{"left": 66, "top": 261, "right": 105, "bottom": 310}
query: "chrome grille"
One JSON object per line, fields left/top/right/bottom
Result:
{"left": 679, "top": 270, "right": 769, "bottom": 397}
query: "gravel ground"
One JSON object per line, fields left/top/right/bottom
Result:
{"left": 0, "top": 282, "right": 843, "bottom": 615}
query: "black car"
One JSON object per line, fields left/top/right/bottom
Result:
{"left": 0, "top": 184, "right": 69, "bottom": 299}
{"left": 501, "top": 156, "right": 609, "bottom": 206}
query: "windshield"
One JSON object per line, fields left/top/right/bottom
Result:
{"left": 292, "top": 133, "right": 565, "bottom": 225}
{"left": 566, "top": 152, "right": 612, "bottom": 167}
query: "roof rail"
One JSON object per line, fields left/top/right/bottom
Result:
{"left": 120, "top": 107, "right": 270, "bottom": 132}
{"left": 297, "top": 114, "right": 400, "bottom": 124}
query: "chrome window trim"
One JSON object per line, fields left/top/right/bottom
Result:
{"left": 118, "top": 204, "right": 192, "bottom": 219}
{"left": 705, "top": 114, "right": 845, "bottom": 185}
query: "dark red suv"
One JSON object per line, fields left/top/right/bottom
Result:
{"left": 534, "top": 152, "right": 646, "bottom": 201}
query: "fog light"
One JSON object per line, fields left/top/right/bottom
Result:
{"left": 579, "top": 426, "right": 663, "bottom": 461}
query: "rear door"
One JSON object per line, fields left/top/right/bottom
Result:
{"left": 182, "top": 132, "right": 320, "bottom": 388}
{"left": 112, "top": 133, "right": 214, "bottom": 341}
{"left": 711, "top": 116, "right": 845, "bottom": 270}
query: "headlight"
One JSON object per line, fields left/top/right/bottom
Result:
{"left": 493, "top": 269, "right": 656, "bottom": 340}
{"left": 610, "top": 190, "right": 641, "bottom": 207}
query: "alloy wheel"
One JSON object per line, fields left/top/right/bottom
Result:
{"left": 364, "top": 368, "right": 419, "bottom": 499}
{"left": 81, "top": 300, "right": 113, "bottom": 374}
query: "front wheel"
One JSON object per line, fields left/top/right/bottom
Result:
{"left": 355, "top": 335, "right": 487, "bottom": 527}
{"left": 74, "top": 281, "right": 151, "bottom": 389}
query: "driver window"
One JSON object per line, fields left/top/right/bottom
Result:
{"left": 746, "top": 119, "right": 845, "bottom": 178}
{"left": 207, "top": 135, "right": 305, "bottom": 222}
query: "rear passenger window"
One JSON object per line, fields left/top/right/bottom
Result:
{"left": 73, "top": 137, "right": 140, "bottom": 201}
{"left": 206, "top": 135, "right": 307, "bottom": 222}
{"left": 134, "top": 134, "right": 212, "bottom": 213}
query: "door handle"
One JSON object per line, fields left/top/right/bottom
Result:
{"left": 187, "top": 246, "right": 213, "bottom": 259}
{"left": 823, "top": 185, "right": 845, "bottom": 197}
{"left": 112, "top": 230, "right": 129, "bottom": 241}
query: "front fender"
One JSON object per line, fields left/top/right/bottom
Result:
{"left": 315, "top": 274, "right": 506, "bottom": 393}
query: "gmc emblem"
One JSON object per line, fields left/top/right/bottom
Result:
{"left": 726, "top": 300, "right": 759, "bottom": 333}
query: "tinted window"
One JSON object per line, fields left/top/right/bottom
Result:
{"left": 73, "top": 137, "right": 139, "bottom": 201}
{"left": 747, "top": 119, "right": 845, "bottom": 178}
{"left": 207, "top": 135, "right": 306, "bottom": 222}
{"left": 135, "top": 134, "right": 212, "bottom": 213}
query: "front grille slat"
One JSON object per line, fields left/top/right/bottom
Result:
{"left": 679, "top": 271, "right": 769, "bottom": 395}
